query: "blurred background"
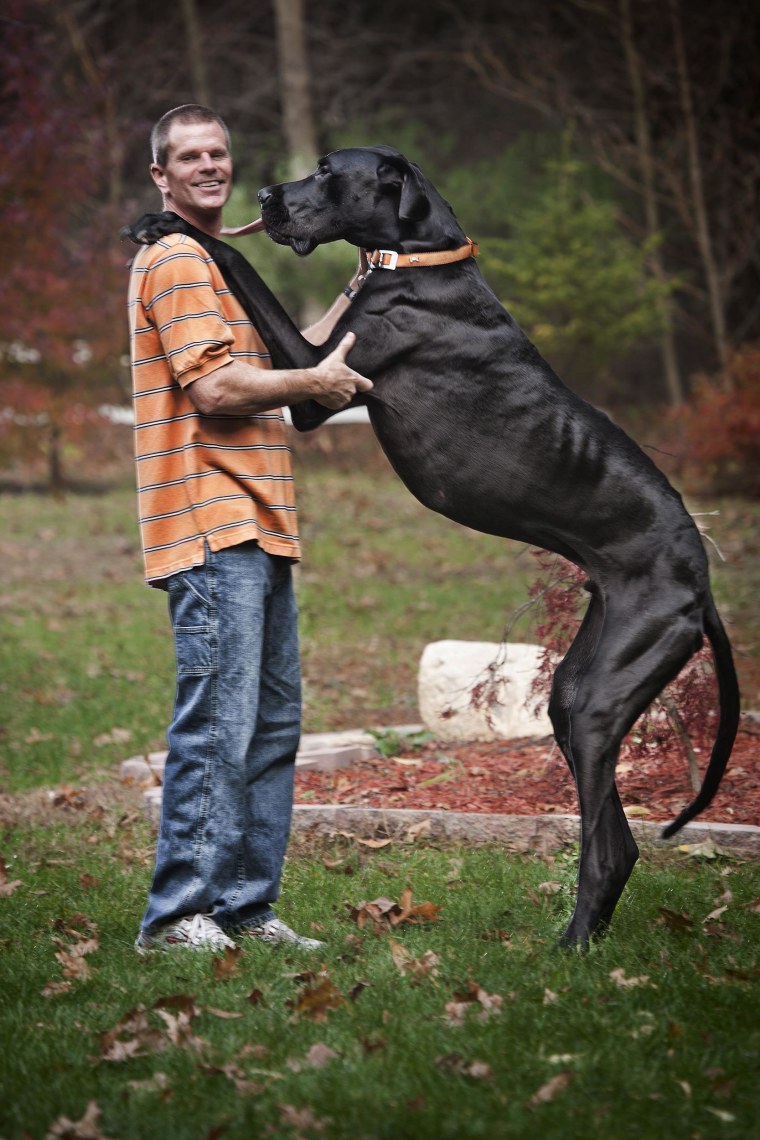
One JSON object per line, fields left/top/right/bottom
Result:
{"left": 1, "top": 0, "right": 759, "bottom": 493}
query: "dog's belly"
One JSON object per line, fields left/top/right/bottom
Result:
{"left": 368, "top": 375, "right": 686, "bottom": 573}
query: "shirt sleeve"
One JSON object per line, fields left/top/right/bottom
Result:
{"left": 143, "top": 240, "right": 235, "bottom": 387}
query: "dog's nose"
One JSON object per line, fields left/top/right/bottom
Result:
{"left": 258, "top": 188, "right": 272, "bottom": 207}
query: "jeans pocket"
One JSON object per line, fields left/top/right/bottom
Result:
{"left": 167, "top": 566, "right": 216, "bottom": 676}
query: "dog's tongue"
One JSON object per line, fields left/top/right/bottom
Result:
{"left": 220, "top": 218, "right": 265, "bottom": 237}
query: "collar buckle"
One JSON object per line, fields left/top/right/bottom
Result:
{"left": 375, "top": 249, "right": 399, "bottom": 270}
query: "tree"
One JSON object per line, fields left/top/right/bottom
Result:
{"left": 478, "top": 155, "right": 674, "bottom": 402}
{"left": 0, "top": 2, "right": 128, "bottom": 487}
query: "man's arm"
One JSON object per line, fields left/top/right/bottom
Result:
{"left": 187, "top": 331, "right": 372, "bottom": 416}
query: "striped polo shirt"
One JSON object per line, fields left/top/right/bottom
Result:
{"left": 128, "top": 233, "right": 300, "bottom": 584}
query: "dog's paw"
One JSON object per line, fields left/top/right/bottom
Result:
{"left": 120, "top": 211, "right": 188, "bottom": 245}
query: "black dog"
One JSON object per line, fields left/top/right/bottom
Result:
{"left": 126, "top": 145, "right": 739, "bottom": 949}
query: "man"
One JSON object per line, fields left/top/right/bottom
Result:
{"left": 128, "top": 104, "right": 372, "bottom": 953}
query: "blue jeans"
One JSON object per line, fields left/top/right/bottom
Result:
{"left": 141, "top": 541, "right": 301, "bottom": 933}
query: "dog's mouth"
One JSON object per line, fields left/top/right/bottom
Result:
{"left": 262, "top": 218, "right": 318, "bottom": 257}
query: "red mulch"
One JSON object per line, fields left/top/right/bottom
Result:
{"left": 294, "top": 725, "right": 760, "bottom": 828}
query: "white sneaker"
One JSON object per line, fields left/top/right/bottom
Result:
{"left": 135, "top": 913, "right": 237, "bottom": 954}
{"left": 242, "top": 916, "right": 325, "bottom": 950}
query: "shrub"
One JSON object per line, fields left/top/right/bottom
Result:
{"left": 526, "top": 550, "right": 718, "bottom": 790}
{"left": 669, "top": 345, "right": 760, "bottom": 497}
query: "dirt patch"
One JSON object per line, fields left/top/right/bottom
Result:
{"left": 295, "top": 724, "right": 760, "bottom": 828}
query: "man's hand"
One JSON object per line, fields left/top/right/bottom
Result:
{"left": 310, "top": 333, "right": 373, "bottom": 410}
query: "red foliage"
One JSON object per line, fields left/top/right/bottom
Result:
{"left": 0, "top": 2, "right": 129, "bottom": 481}
{"left": 525, "top": 550, "right": 719, "bottom": 772}
{"left": 667, "top": 346, "right": 760, "bottom": 497}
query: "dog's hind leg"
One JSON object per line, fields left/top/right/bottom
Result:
{"left": 553, "top": 581, "right": 704, "bottom": 949}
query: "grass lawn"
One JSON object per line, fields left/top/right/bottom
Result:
{"left": 1, "top": 435, "right": 759, "bottom": 1138}
{"left": 1, "top": 808, "right": 759, "bottom": 1140}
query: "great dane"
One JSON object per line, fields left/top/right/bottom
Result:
{"left": 126, "top": 145, "right": 740, "bottom": 949}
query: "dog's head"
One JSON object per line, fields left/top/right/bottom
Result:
{"left": 258, "top": 145, "right": 461, "bottom": 255}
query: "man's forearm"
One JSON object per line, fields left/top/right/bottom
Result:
{"left": 188, "top": 359, "right": 319, "bottom": 416}
{"left": 187, "top": 332, "right": 372, "bottom": 416}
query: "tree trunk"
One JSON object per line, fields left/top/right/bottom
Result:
{"left": 181, "top": 0, "right": 210, "bottom": 106}
{"left": 669, "top": 0, "right": 729, "bottom": 372}
{"left": 273, "top": 0, "right": 319, "bottom": 179}
{"left": 619, "top": 0, "right": 684, "bottom": 406}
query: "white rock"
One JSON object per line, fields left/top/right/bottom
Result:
{"left": 418, "top": 641, "right": 552, "bottom": 742}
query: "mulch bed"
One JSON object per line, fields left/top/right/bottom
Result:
{"left": 295, "top": 725, "right": 760, "bottom": 828}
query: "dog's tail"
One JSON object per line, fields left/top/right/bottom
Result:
{"left": 661, "top": 596, "right": 741, "bottom": 839}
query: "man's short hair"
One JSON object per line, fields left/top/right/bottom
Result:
{"left": 151, "top": 105, "right": 231, "bottom": 167}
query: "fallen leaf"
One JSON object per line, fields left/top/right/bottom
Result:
{"left": 355, "top": 836, "right": 392, "bottom": 849}
{"left": 623, "top": 805, "right": 650, "bottom": 817}
{"left": 93, "top": 727, "right": 132, "bottom": 747}
{"left": 126, "top": 1072, "right": 171, "bottom": 1095}
{"left": 212, "top": 946, "right": 242, "bottom": 980}
{"left": 246, "top": 988, "right": 266, "bottom": 1007}
{"left": 201, "top": 1062, "right": 264, "bottom": 1097}
{"left": 405, "top": 818, "right": 433, "bottom": 841}
{"left": 528, "top": 1071, "right": 573, "bottom": 1106}
{"left": 703, "top": 905, "right": 728, "bottom": 923}
{"left": 278, "top": 1104, "right": 332, "bottom": 1135}
{"left": 44, "top": 1100, "right": 114, "bottom": 1139}
{"left": 287, "top": 975, "right": 344, "bottom": 1022}
{"left": 286, "top": 1042, "right": 340, "bottom": 1071}
{"left": 42, "top": 980, "right": 73, "bottom": 998}
{"left": 657, "top": 907, "right": 695, "bottom": 933}
{"left": 203, "top": 1007, "right": 244, "bottom": 1020}
{"left": 0, "top": 855, "right": 22, "bottom": 897}
{"left": 388, "top": 939, "right": 441, "bottom": 983}
{"left": 705, "top": 1108, "right": 736, "bottom": 1123}
{"left": 435, "top": 1052, "right": 493, "bottom": 1080}
{"left": 536, "top": 881, "right": 563, "bottom": 895}
{"left": 444, "top": 979, "right": 503, "bottom": 1025}
{"left": 609, "top": 968, "right": 651, "bottom": 989}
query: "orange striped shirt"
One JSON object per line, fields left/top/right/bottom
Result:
{"left": 128, "top": 233, "right": 300, "bottom": 584}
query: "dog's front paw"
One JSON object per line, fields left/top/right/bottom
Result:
{"left": 120, "top": 210, "right": 188, "bottom": 245}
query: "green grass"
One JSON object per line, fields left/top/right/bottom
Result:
{"left": 1, "top": 448, "right": 757, "bottom": 794}
{"left": 1, "top": 815, "right": 759, "bottom": 1140}
{"left": 1, "top": 455, "right": 759, "bottom": 1137}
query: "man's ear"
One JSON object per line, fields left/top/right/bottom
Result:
{"left": 377, "top": 158, "right": 430, "bottom": 222}
{"left": 150, "top": 163, "right": 168, "bottom": 194}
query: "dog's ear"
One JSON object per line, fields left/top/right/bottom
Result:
{"left": 377, "top": 156, "right": 430, "bottom": 222}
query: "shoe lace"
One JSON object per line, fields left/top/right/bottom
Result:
{"left": 185, "top": 913, "right": 227, "bottom": 946}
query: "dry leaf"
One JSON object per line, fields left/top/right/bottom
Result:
{"left": 657, "top": 907, "right": 695, "bottom": 932}
{"left": 0, "top": 855, "right": 22, "bottom": 897}
{"left": 406, "top": 818, "right": 433, "bottom": 841}
{"left": 703, "top": 905, "right": 728, "bottom": 923}
{"left": 44, "top": 1100, "right": 114, "bottom": 1139}
{"left": 201, "top": 1062, "right": 264, "bottom": 1097}
{"left": 126, "top": 1072, "right": 170, "bottom": 1095}
{"left": 278, "top": 1104, "right": 332, "bottom": 1135}
{"left": 705, "top": 1108, "right": 736, "bottom": 1123}
{"left": 287, "top": 975, "right": 344, "bottom": 1022}
{"left": 388, "top": 939, "right": 441, "bottom": 984}
{"left": 42, "top": 980, "right": 73, "bottom": 998}
{"left": 537, "top": 881, "right": 563, "bottom": 895}
{"left": 212, "top": 946, "right": 242, "bottom": 980}
{"left": 355, "top": 836, "right": 392, "bottom": 849}
{"left": 609, "top": 968, "right": 652, "bottom": 989}
{"left": 444, "top": 979, "right": 503, "bottom": 1025}
{"left": 435, "top": 1053, "right": 493, "bottom": 1080}
{"left": 528, "top": 1071, "right": 573, "bottom": 1106}
{"left": 288, "top": 1042, "right": 340, "bottom": 1071}
{"left": 204, "top": 1007, "right": 244, "bottom": 1020}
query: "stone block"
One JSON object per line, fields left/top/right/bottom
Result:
{"left": 418, "top": 640, "right": 552, "bottom": 742}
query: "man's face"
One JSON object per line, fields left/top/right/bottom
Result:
{"left": 151, "top": 120, "right": 233, "bottom": 228}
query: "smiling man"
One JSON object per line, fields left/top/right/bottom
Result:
{"left": 127, "top": 104, "right": 372, "bottom": 953}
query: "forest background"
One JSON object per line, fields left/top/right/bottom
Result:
{"left": 1, "top": 0, "right": 759, "bottom": 492}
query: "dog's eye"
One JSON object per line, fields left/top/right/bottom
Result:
{"left": 314, "top": 166, "right": 331, "bottom": 181}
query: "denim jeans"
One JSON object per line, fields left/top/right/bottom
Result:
{"left": 141, "top": 541, "right": 301, "bottom": 933}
